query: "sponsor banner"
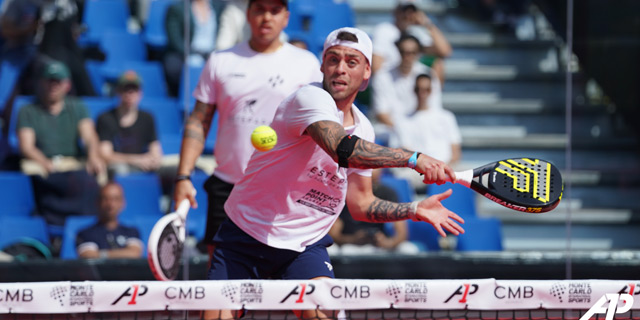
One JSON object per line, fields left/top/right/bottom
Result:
{"left": 2, "top": 279, "right": 640, "bottom": 314}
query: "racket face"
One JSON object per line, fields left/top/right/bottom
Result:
{"left": 472, "top": 158, "right": 563, "bottom": 213}
{"left": 157, "top": 221, "right": 183, "bottom": 279}
{"left": 148, "top": 214, "right": 184, "bottom": 281}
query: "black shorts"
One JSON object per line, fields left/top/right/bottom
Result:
{"left": 203, "top": 175, "right": 234, "bottom": 245}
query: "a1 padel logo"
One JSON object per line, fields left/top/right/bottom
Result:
{"left": 580, "top": 294, "right": 634, "bottom": 320}
{"left": 444, "top": 284, "right": 478, "bottom": 303}
{"left": 112, "top": 285, "right": 148, "bottom": 305}
{"left": 281, "top": 283, "right": 315, "bottom": 304}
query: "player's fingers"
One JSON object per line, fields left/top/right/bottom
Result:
{"left": 434, "top": 224, "right": 447, "bottom": 238}
{"left": 449, "top": 211, "right": 465, "bottom": 224}
{"left": 433, "top": 188, "right": 453, "bottom": 201}
{"left": 444, "top": 166, "right": 456, "bottom": 182}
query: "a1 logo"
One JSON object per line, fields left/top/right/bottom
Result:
{"left": 580, "top": 294, "right": 634, "bottom": 320}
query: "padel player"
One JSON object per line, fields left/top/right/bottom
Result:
{"left": 200, "top": 27, "right": 465, "bottom": 320}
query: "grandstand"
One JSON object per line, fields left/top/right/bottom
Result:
{"left": 1, "top": 0, "right": 639, "bottom": 285}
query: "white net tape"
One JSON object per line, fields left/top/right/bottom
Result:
{"left": 0, "top": 279, "right": 638, "bottom": 317}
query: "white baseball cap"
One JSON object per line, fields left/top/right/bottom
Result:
{"left": 321, "top": 27, "right": 372, "bottom": 91}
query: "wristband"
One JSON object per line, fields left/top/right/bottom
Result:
{"left": 407, "top": 152, "right": 421, "bottom": 169}
{"left": 175, "top": 174, "right": 191, "bottom": 182}
{"left": 408, "top": 201, "right": 420, "bottom": 221}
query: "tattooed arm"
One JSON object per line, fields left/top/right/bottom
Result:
{"left": 305, "top": 120, "right": 456, "bottom": 184}
{"left": 346, "top": 173, "right": 465, "bottom": 237}
{"left": 174, "top": 100, "right": 217, "bottom": 208}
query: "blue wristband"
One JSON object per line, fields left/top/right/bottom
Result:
{"left": 408, "top": 152, "right": 420, "bottom": 169}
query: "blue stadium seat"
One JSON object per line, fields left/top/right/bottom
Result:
{"left": 379, "top": 175, "right": 414, "bottom": 203}
{"left": 82, "top": 96, "right": 118, "bottom": 121}
{"left": 78, "top": 0, "right": 130, "bottom": 47}
{"left": 139, "top": 97, "right": 182, "bottom": 136}
{"left": 0, "top": 60, "right": 21, "bottom": 113}
{"left": 407, "top": 220, "right": 441, "bottom": 251}
{"left": 178, "top": 64, "right": 204, "bottom": 112}
{"left": 85, "top": 60, "right": 108, "bottom": 96}
{"left": 0, "top": 172, "right": 36, "bottom": 218}
{"left": 0, "top": 216, "right": 50, "bottom": 250}
{"left": 122, "top": 61, "right": 169, "bottom": 98}
{"left": 100, "top": 30, "right": 147, "bottom": 80}
{"left": 114, "top": 173, "right": 164, "bottom": 220}
{"left": 159, "top": 134, "right": 182, "bottom": 155}
{"left": 143, "top": 0, "right": 176, "bottom": 50}
{"left": 7, "top": 95, "right": 36, "bottom": 152}
{"left": 426, "top": 182, "right": 477, "bottom": 219}
{"left": 308, "top": 1, "right": 355, "bottom": 54}
{"left": 120, "top": 215, "right": 156, "bottom": 257}
{"left": 203, "top": 113, "right": 219, "bottom": 154}
{"left": 60, "top": 216, "right": 97, "bottom": 259}
{"left": 455, "top": 217, "right": 503, "bottom": 251}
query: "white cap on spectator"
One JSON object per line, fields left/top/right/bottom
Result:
{"left": 321, "top": 27, "right": 373, "bottom": 91}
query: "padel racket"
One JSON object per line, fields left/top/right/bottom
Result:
{"left": 451, "top": 157, "right": 563, "bottom": 213}
{"left": 147, "top": 199, "right": 191, "bottom": 281}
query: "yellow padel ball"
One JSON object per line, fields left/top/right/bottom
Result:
{"left": 251, "top": 125, "right": 277, "bottom": 152}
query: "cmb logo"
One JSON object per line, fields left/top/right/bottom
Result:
{"left": 580, "top": 294, "right": 634, "bottom": 320}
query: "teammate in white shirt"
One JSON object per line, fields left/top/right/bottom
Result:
{"left": 173, "top": 0, "right": 322, "bottom": 255}
{"left": 202, "top": 27, "right": 465, "bottom": 320}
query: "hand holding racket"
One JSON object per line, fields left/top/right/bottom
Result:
{"left": 438, "top": 157, "right": 564, "bottom": 213}
{"left": 147, "top": 198, "right": 192, "bottom": 281}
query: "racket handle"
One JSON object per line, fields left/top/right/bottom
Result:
{"left": 176, "top": 199, "right": 191, "bottom": 220}
{"left": 453, "top": 169, "right": 473, "bottom": 187}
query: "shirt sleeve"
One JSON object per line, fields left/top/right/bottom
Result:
{"left": 371, "top": 71, "right": 396, "bottom": 115}
{"left": 193, "top": 54, "right": 217, "bottom": 105}
{"left": 96, "top": 111, "right": 116, "bottom": 142}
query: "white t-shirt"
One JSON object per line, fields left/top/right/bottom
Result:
{"left": 224, "top": 83, "right": 376, "bottom": 252}
{"left": 194, "top": 42, "right": 322, "bottom": 184}
{"left": 372, "top": 22, "right": 433, "bottom": 72}
{"left": 395, "top": 108, "right": 462, "bottom": 164}
{"left": 372, "top": 62, "right": 443, "bottom": 124}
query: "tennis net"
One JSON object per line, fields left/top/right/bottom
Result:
{"left": 1, "top": 279, "right": 638, "bottom": 319}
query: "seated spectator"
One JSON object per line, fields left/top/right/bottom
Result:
{"left": 371, "top": 0, "right": 451, "bottom": 79}
{"left": 17, "top": 60, "right": 105, "bottom": 227}
{"left": 371, "top": 34, "right": 443, "bottom": 144}
{"left": 97, "top": 70, "right": 163, "bottom": 178}
{"left": 391, "top": 73, "right": 462, "bottom": 191}
{"left": 328, "top": 169, "right": 420, "bottom": 255}
{"left": 76, "top": 182, "right": 143, "bottom": 259}
{"left": 164, "top": 0, "right": 226, "bottom": 96}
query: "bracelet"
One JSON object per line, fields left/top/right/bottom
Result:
{"left": 175, "top": 174, "right": 191, "bottom": 182}
{"left": 408, "top": 201, "right": 420, "bottom": 221}
{"left": 407, "top": 152, "right": 421, "bottom": 169}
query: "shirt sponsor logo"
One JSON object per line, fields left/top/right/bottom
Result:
{"left": 70, "top": 284, "right": 94, "bottom": 306}
{"left": 444, "top": 284, "right": 479, "bottom": 303}
{"left": 308, "top": 167, "right": 346, "bottom": 189}
{"left": 111, "top": 284, "right": 148, "bottom": 305}
{"left": 280, "top": 283, "right": 315, "bottom": 304}
{"left": 165, "top": 286, "right": 205, "bottom": 300}
{"left": 297, "top": 189, "right": 341, "bottom": 215}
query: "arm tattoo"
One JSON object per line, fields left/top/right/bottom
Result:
{"left": 183, "top": 103, "right": 216, "bottom": 144}
{"left": 349, "top": 141, "right": 412, "bottom": 169}
{"left": 366, "top": 198, "right": 411, "bottom": 222}
{"left": 306, "top": 121, "right": 344, "bottom": 160}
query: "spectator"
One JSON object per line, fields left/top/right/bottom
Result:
{"left": 371, "top": 34, "right": 443, "bottom": 144}
{"left": 17, "top": 60, "right": 105, "bottom": 227}
{"left": 215, "top": 0, "right": 250, "bottom": 51}
{"left": 76, "top": 182, "right": 143, "bottom": 259}
{"left": 0, "top": 0, "right": 42, "bottom": 95}
{"left": 392, "top": 73, "right": 462, "bottom": 190}
{"left": 164, "top": 0, "right": 227, "bottom": 96}
{"left": 328, "top": 169, "right": 420, "bottom": 255}
{"left": 38, "top": 0, "right": 96, "bottom": 96}
{"left": 96, "top": 70, "right": 163, "bottom": 178}
{"left": 371, "top": 0, "right": 451, "bottom": 80}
